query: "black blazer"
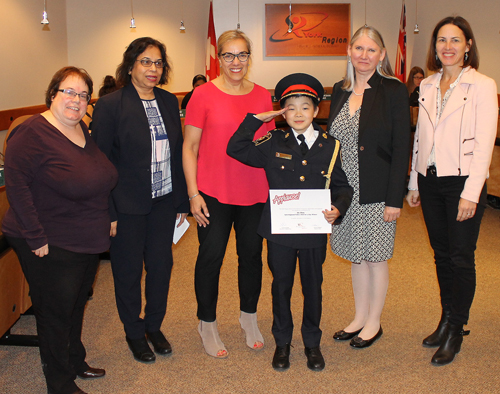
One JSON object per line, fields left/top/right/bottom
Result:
{"left": 227, "top": 114, "right": 353, "bottom": 249}
{"left": 327, "top": 72, "right": 411, "bottom": 208}
{"left": 92, "top": 83, "right": 189, "bottom": 220}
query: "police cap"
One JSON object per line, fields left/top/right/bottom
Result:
{"left": 274, "top": 73, "right": 324, "bottom": 107}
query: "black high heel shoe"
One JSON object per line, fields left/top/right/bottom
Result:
{"left": 333, "top": 328, "right": 362, "bottom": 341}
{"left": 350, "top": 326, "right": 383, "bottom": 348}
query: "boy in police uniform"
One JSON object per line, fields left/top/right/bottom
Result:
{"left": 227, "top": 73, "right": 353, "bottom": 371}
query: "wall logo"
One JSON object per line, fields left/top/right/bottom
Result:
{"left": 265, "top": 4, "right": 350, "bottom": 57}
{"left": 269, "top": 12, "right": 329, "bottom": 42}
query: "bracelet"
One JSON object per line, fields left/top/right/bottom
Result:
{"left": 189, "top": 193, "right": 199, "bottom": 201}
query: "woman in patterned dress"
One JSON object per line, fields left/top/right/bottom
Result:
{"left": 327, "top": 26, "right": 411, "bottom": 348}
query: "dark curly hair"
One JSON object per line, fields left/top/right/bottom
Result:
{"left": 116, "top": 37, "right": 171, "bottom": 88}
{"left": 98, "top": 75, "right": 118, "bottom": 98}
{"left": 45, "top": 66, "right": 93, "bottom": 108}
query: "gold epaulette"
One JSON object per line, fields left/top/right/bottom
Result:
{"left": 254, "top": 131, "right": 272, "bottom": 146}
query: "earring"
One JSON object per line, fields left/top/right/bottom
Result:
{"left": 435, "top": 54, "right": 438, "bottom": 61}
{"left": 347, "top": 56, "right": 351, "bottom": 63}
{"left": 464, "top": 52, "right": 469, "bottom": 61}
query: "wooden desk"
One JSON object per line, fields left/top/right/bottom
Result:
{"left": 0, "top": 187, "right": 35, "bottom": 345}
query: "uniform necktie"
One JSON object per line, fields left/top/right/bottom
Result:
{"left": 297, "top": 134, "right": 309, "bottom": 156}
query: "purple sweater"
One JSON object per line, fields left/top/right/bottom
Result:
{"left": 2, "top": 114, "right": 118, "bottom": 254}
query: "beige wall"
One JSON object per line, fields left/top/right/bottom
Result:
{"left": 213, "top": 0, "right": 500, "bottom": 89}
{"left": 1, "top": 0, "right": 499, "bottom": 113}
{"left": 66, "top": 0, "right": 210, "bottom": 94}
{"left": 0, "top": 0, "right": 68, "bottom": 109}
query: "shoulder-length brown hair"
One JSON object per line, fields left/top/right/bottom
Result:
{"left": 426, "top": 16, "right": 479, "bottom": 72}
{"left": 116, "top": 37, "right": 171, "bottom": 88}
{"left": 45, "top": 66, "right": 93, "bottom": 108}
{"left": 406, "top": 66, "right": 425, "bottom": 94}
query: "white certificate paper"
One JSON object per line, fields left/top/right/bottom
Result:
{"left": 173, "top": 216, "right": 190, "bottom": 244}
{"left": 269, "top": 189, "right": 331, "bottom": 234}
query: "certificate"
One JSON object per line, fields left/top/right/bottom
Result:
{"left": 270, "top": 189, "right": 331, "bottom": 234}
{"left": 173, "top": 215, "right": 190, "bottom": 244}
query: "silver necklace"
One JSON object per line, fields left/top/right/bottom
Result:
{"left": 352, "top": 88, "right": 364, "bottom": 96}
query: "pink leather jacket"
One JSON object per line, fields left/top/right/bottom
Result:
{"left": 409, "top": 67, "right": 498, "bottom": 203}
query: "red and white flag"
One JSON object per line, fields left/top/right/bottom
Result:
{"left": 205, "top": 1, "right": 220, "bottom": 81}
{"left": 395, "top": 0, "right": 406, "bottom": 82}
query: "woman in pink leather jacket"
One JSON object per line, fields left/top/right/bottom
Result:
{"left": 407, "top": 16, "right": 497, "bottom": 366}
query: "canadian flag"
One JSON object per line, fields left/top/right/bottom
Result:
{"left": 206, "top": 1, "right": 220, "bottom": 81}
{"left": 395, "top": 0, "right": 406, "bottom": 82}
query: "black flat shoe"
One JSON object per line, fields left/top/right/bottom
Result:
{"left": 304, "top": 347, "right": 325, "bottom": 371}
{"left": 272, "top": 344, "right": 291, "bottom": 371}
{"left": 333, "top": 328, "right": 362, "bottom": 341}
{"left": 126, "top": 336, "right": 156, "bottom": 363}
{"left": 77, "top": 366, "right": 106, "bottom": 379}
{"left": 350, "top": 326, "right": 383, "bottom": 349}
{"left": 146, "top": 330, "right": 172, "bottom": 355}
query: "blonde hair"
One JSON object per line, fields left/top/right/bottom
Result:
{"left": 217, "top": 30, "right": 252, "bottom": 56}
{"left": 342, "top": 26, "right": 399, "bottom": 91}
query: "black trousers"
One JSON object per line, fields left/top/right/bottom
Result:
{"left": 418, "top": 172, "right": 486, "bottom": 326}
{"left": 110, "top": 193, "right": 177, "bottom": 339}
{"left": 266, "top": 240, "right": 325, "bottom": 348}
{"left": 7, "top": 237, "right": 98, "bottom": 394}
{"left": 195, "top": 192, "right": 264, "bottom": 322}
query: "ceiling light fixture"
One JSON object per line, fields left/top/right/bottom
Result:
{"left": 41, "top": 0, "right": 49, "bottom": 25}
{"left": 130, "top": 0, "right": 136, "bottom": 29}
{"left": 414, "top": 0, "right": 419, "bottom": 33}
{"left": 237, "top": 0, "right": 240, "bottom": 30}
{"left": 287, "top": 1, "right": 292, "bottom": 33}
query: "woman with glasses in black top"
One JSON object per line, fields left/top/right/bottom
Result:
{"left": 92, "top": 37, "right": 189, "bottom": 364}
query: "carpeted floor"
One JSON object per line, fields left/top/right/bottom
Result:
{"left": 1, "top": 202, "right": 499, "bottom": 393}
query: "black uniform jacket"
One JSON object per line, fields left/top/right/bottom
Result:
{"left": 327, "top": 72, "right": 411, "bottom": 208}
{"left": 227, "top": 114, "right": 353, "bottom": 249}
{"left": 92, "top": 83, "right": 189, "bottom": 221}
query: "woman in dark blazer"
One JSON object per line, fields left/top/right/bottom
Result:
{"left": 92, "top": 37, "right": 189, "bottom": 363}
{"left": 327, "top": 26, "right": 410, "bottom": 348}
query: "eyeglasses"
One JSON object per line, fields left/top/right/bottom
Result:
{"left": 413, "top": 75, "right": 424, "bottom": 80}
{"left": 219, "top": 52, "right": 250, "bottom": 63}
{"left": 57, "top": 89, "right": 90, "bottom": 102}
{"left": 136, "top": 58, "right": 165, "bottom": 68}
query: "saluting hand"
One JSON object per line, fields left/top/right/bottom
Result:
{"left": 254, "top": 107, "right": 288, "bottom": 123}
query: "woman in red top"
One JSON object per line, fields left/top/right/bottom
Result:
{"left": 183, "top": 30, "right": 275, "bottom": 358}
